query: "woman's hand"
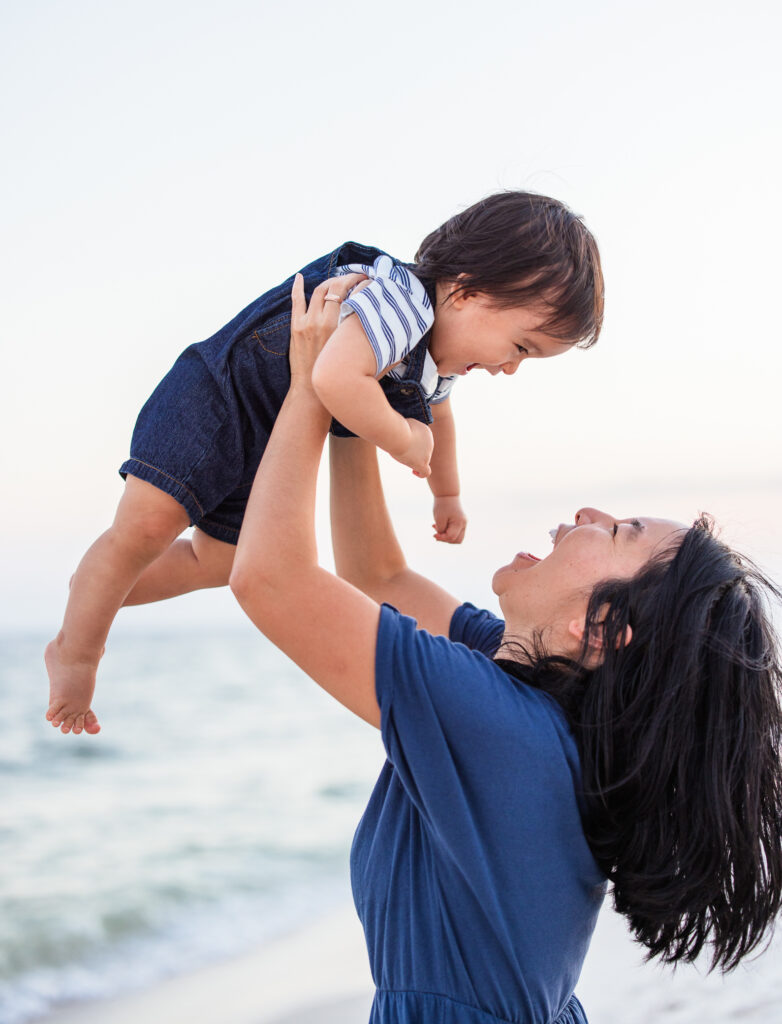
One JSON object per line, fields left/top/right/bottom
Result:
{"left": 289, "top": 272, "right": 367, "bottom": 387}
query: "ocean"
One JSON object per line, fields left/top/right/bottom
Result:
{"left": 0, "top": 628, "right": 383, "bottom": 1024}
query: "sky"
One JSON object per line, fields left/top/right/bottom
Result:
{"left": 1, "top": 0, "right": 781, "bottom": 630}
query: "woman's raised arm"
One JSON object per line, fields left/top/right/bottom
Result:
{"left": 329, "top": 437, "right": 460, "bottom": 637}
{"left": 229, "top": 274, "right": 381, "bottom": 727}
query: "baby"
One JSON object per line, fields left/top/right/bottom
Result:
{"left": 45, "top": 190, "right": 604, "bottom": 735}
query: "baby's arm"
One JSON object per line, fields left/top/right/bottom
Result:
{"left": 428, "top": 397, "right": 467, "bottom": 544}
{"left": 311, "top": 317, "right": 433, "bottom": 478}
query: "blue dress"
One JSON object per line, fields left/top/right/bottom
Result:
{"left": 351, "top": 604, "right": 606, "bottom": 1024}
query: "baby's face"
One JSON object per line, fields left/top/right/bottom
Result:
{"left": 428, "top": 291, "right": 573, "bottom": 378}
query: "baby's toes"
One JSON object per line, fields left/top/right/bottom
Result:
{"left": 46, "top": 700, "right": 64, "bottom": 723}
{"left": 48, "top": 706, "right": 65, "bottom": 727}
{"left": 71, "top": 713, "right": 85, "bottom": 735}
{"left": 59, "top": 714, "right": 78, "bottom": 735}
{"left": 84, "top": 710, "right": 101, "bottom": 735}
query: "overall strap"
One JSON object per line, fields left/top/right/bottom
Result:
{"left": 396, "top": 269, "right": 437, "bottom": 385}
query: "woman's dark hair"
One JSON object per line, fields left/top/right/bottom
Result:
{"left": 414, "top": 190, "right": 604, "bottom": 347}
{"left": 497, "top": 516, "right": 782, "bottom": 972}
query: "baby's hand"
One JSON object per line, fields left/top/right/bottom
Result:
{"left": 391, "top": 419, "right": 434, "bottom": 478}
{"left": 432, "top": 495, "right": 467, "bottom": 544}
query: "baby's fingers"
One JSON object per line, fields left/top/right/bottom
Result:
{"left": 433, "top": 518, "right": 467, "bottom": 544}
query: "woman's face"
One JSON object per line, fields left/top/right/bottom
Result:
{"left": 492, "top": 507, "right": 687, "bottom": 656}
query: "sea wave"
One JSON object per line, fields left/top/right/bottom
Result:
{"left": 1, "top": 629, "right": 383, "bottom": 1023}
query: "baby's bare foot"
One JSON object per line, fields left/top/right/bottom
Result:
{"left": 45, "top": 639, "right": 102, "bottom": 735}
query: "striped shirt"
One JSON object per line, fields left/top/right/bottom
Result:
{"left": 336, "top": 255, "right": 456, "bottom": 404}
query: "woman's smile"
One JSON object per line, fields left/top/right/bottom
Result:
{"left": 514, "top": 551, "right": 541, "bottom": 564}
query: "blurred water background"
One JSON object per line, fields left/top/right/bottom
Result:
{"left": 0, "top": 627, "right": 382, "bottom": 1024}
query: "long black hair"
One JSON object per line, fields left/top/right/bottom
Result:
{"left": 414, "top": 190, "right": 604, "bottom": 347}
{"left": 497, "top": 515, "right": 782, "bottom": 971}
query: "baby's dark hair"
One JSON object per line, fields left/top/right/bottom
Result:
{"left": 414, "top": 190, "right": 604, "bottom": 347}
{"left": 497, "top": 516, "right": 782, "bottom": 972}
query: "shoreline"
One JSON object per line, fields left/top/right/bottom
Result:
{"left": 33, "top": 904, "right": 374, "bottom": 1024}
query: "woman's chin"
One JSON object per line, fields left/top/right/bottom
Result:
{"left": 492, "top": 556, "right": 536, "bottom": 594}
{"left": 491, "top": 567, "right": 509, "bottom": 595}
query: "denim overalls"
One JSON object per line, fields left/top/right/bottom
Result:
{"left": 120, "top": 242, "right": 438, "bottom": 544}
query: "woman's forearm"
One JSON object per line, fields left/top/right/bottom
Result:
{"left": 329, "top": 436, "right": 460, "bottom": 635}
{"left": 232, "top": 380, "right": 329, "bottom": 592}
{"left": 329, "top": 436, "right": 408, "bottom": 591}
{"left": 230, "top": 273, "right": 384, "bottom": 727}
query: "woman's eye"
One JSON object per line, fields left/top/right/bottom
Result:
{"left": 516, "top": 344, "right": 528, "bottom": 354}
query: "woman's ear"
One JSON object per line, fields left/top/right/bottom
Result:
{"left": 567, "top": 617, "right": 633, "bottom": 659}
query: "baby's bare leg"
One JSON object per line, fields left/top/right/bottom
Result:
{"left": 122, "top": 529, "right": 235, "bottom": 605}
{"left": 45, "top": 477, "right": 190, "bottom": 735}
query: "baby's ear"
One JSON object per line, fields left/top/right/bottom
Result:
{"left": 447, "top": 274, "right": 479, "bottom": 307}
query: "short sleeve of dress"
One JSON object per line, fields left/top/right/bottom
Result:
{"left": 449, "top": 602, "right": 505, "bottom": 656}
{"left": 339, "top": 256, "right": 434, "bottom": 375}
{"left": 375, "top": 604, "right": 580, "bottom": 850}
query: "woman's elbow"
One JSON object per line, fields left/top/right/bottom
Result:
{"left": 229, "top": 559, "right": 271, "bottom": 613}
{"left": 228, "top": 561, "right": 252, "bottom": 606}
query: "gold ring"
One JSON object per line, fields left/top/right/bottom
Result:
{"left": 324, "top": 292, "right": 342, "bottom": 303}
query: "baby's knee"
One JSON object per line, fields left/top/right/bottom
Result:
{"left": 107, "top": 517, "right": 180, "bottom": 564}
{"left": 115, "top": 477, "right": 190, "bottom": 552}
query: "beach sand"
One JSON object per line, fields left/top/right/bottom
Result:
{"left": 578, "top": 901, "right": 782, "bottom": 1023}
{"left": 35, "top": 905, "right": 373, "bottom": 1024}
{"left": 34, "top": 899, "right": 782, "bottom": 1023}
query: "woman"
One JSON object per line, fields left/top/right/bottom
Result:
{"left": 229, "top": 276, "right": 782, "bottom": 1024}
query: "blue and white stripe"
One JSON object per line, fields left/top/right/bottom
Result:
{"left": 336, "top": 255, "right": 455, "bottom": 404}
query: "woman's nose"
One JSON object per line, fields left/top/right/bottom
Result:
{"left": 502, "top": 361, "right": 521, "bottom": 375}
{"left": 574, "top": 507, "right": 611, "bottom": 526}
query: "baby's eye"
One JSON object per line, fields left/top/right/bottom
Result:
{"left": 612, "top": 523, "right": 619, "bottom": 537}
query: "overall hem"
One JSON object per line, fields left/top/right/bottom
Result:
{"left": 119, "top": 458, "right": 204, "bottom": 524}
{"left": 195, "top": 517, "right": 240, "bottom": 545}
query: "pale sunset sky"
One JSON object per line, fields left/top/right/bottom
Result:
{"left": 2, "top": 0, "right": 780, "bottom": 629}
